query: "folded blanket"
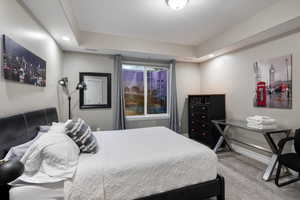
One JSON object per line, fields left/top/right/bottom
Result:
{"left": 247, "top": 123, "right": 277, "bottom": 130}
{"left": 246, "top": 115, "right": 276, "bottom": 125}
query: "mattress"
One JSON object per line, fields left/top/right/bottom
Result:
{"left": 10, "top": 181, "right": 64, "bottom": 200}
{"left": 65, "top": 127, "right": 218, "bottom": 200}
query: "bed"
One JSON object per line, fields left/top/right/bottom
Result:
{"left": 0, "top": 108, "right": 225, "bottom": 200}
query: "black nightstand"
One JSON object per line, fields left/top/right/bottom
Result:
{"left": 0, "top": 160, "right": 24, "bottom": 200}
{"left": 0, "top": 184, "right": 10, "bottom": 200}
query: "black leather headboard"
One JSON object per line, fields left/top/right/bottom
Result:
{"left": 0, "top": 108, "right": 58, "bottom": 159}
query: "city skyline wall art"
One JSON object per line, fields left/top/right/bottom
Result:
{"left": 2, "top": 35, "right": 47, "bottom": 87}
{"left": 253, "top": 54, "right": 292, "bottom": 109}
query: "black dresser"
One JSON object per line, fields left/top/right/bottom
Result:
{"left": 188, "top": 95, "right": 225, "bottom": 148}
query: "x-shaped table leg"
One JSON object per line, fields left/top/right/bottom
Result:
{"left": 213, "top": 124, "right": 232, "bottom": 152}
{"left": 262, "top": 130, "right": 292, "bottom": 181}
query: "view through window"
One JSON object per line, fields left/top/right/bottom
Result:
{"left": 122, "top": 64, "right": 168, "bottom": 116}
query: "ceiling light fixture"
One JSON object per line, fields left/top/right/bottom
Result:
{"left": 209, "top": 54, "right": 215, "bottom": 58}
{"left": 62, "top": 36, "right": 70, "bottom": 41}
{"left": 166, "top": 0, "right": 189, "bottom": 11}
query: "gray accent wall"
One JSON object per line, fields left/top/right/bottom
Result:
{"left": 199, "top": 31, "right": 300, "bottom": 153}
{"left": 62, "top": 52, "right": 201, "bottom": 132}
{"left": 0, "top": 0, "right": 62, "bottom": 118}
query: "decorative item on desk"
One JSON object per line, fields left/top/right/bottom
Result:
{"left": 58, "top": 77, "right": 87, "bottom": 119}
{"left": 0, "top": 160, "right": 24, "bottom": 185}
{"left": 246, "top": 115, "right": 277, "bottom": 129}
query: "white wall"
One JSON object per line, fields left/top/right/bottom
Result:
{"left": 199, "top": 31, "right": 300, "bottom": 150}
{"left": 196, "top": 0, "right": 300, "bottom": 58}
{"left": 176, "top": 62, "right": 201, "bottom": 133}
{"left": 80, "top": 31, "right": 197, "bottom": 59}
{"left": 0, "top": 0, "right": 62, "bottom": 117}
{"left": 62, "top": 52, "right": 201, "bottom": 132}
{"left": 62, "top": 52, "right": 114, "bottom": 130}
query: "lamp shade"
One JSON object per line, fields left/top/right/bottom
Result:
{"left": 58, "top": 77, "right": 68, "bottom": 87}
{"left": 0, "top": 160, "right": 24, "bottom": 185}
{"left": 76, "top": 81, "right": 87, "bottom": 90}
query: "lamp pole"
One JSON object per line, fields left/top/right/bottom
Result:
{"left": 68, "top": 96, "right": 71, "bottom": 119}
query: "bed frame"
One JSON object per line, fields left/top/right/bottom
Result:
{"left": 0, "top": 108, "right": 225, "bottom": 200}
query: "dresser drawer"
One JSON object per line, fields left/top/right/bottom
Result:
{"left": 190, "top": 105, "right": 208, "bottom": 112}
{"left": 190, "top": 112, "right": 208, "bottom": 119}
{"left": 198, "top": 130, "right": 208, "bottom": 137}
{"left": 199, "top": 122, "right": 209, "bottom": 129}
{"left": 193, "top": 131, "right": 213, "bottom": 147}
{"left": 191, "top": 120, "right": 197, "bottom": 126}
{"left": 190, "top": 127, "right": 200, "bottom": 133}
{"left": 190, "top": 123, "right": 210, "bottom": 132}
{"left": 199, "top": 105, "right": 208, "bottom": 112}
{"left": 199, "top": 113, "right": 208, "bottom": 120}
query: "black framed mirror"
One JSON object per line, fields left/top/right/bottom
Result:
{"left": 79, "top": 72, "right": 111, "bottom": 109}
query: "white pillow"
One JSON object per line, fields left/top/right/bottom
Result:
{"left": 4, "top": 131, "right": 44, "bottom": 161}
{"left": 5, "top": 121, "right": 68, "bottom": 162}
{"left": 39, "top": 125, "right": 51, "bottom": 132}
{"left": 16, "top": 132, "right": 80, "bottom": 184}
{"left": 48, "top": 122, "right": 66, "bottom": 134}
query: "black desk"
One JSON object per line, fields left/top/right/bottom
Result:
{"left": 212, "top": 119, "right": 292, "bottom": 181}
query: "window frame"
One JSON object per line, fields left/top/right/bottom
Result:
{"left": 122, "top": 61, "right": 170, "bottom": 120}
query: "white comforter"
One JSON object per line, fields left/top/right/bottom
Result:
{"left": 64, "top": 127, "right": 218, "bottom": 200}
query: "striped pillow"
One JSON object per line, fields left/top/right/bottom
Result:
{"left": 65, "top": 119, "right": 98, "bottom": 153}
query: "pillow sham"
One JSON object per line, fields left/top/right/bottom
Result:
{"left": 65, "top": 118, "right": 98, "bottom": 153}
{"left": 48, "top": 122, "right": 66, "bottom": 134}
{"left": 15, "top": 132, "right": 80, "bottom": 184}
{"left": 5, "top": 122, "right": 67, "bottom": 161}
{"left": 39, "top": 125, "right": 51, "bottom": 132}
{"left": 4, "top": 130, "right": 44, "bottom": 161}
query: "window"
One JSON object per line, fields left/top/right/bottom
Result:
{"left": 122, "top": 64, "right": 169, "bottom": 117}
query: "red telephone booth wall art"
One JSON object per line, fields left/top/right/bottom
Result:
{"left": 253, "top": 55, "right": 292, "bottom": 109}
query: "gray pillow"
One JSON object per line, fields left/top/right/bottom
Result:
{"left": 65, "top": 119, "right": 98, "bottom": 153}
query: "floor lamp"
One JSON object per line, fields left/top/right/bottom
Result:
{"left": 58, "top": 77, "right": 87, "bottom": 119}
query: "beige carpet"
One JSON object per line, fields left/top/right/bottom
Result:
{"left": 217, "top": 152, "right": 300, "bottom": 200}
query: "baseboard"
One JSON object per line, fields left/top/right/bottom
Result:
{"left": 184, "top": 134, "right": 270, "bottom": 164}
{"left": 231, "top": 144, "right": 270, "bottom": 165}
